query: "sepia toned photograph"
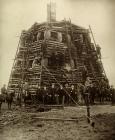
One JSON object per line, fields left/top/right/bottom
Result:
{"left": 0, "top": 0, "right": 115, "bottom": 140}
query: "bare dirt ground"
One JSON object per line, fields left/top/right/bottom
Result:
{"left": 0, "top": 104, "right": 115, "bottom": 140}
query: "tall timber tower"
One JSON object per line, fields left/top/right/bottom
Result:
{"left": 7, "top": 2, "right": 108, "bottom": 94}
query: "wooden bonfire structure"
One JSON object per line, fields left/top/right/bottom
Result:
{"left": 7, "top": 3, "right": 107, "bottom": 95}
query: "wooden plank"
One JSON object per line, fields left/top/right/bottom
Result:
{"left": 44, "top": 105, "right": 64, "bottom": 109}
{"left": 32, "top": 117, "right": 78, "bottom": 122}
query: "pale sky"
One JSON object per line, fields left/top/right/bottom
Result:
{"left": 0, "top": 0, "right": 115, "bottom": 88}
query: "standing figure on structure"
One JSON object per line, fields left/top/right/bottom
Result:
{"left": 82, "top": 66, "right": 88, "bottom": 85}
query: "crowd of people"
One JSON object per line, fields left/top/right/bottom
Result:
{"left": 32, "top": 77, "right": 115, "bottom": 106}
{"left": 0, "top": 77, "right": 115, "bottom": 110}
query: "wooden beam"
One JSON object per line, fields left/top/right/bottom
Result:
{"left": 32, "top": 116, "right": 78, "bottom": 122}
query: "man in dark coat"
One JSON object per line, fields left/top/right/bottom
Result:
{"left": 70, "top": 85, "right": 76, "bottom": 104}
{"left": 84, "top": 77, "right": 92, "bottom": 105}
{"left": 1, "top": 84, "right": 7, "bottom": 96}
{"left": 36, "top": 86, "right": 43, "bottom": 104}
{"left": 57, "top": 85, "right": 65, "bottom": 105}
{"left": 110, "top": 85, "right": 115, "bottom": 104}
{"left": 64, "top": 83, "right": 70, "bottom": 105}
{"left": 49, "top": 83, "right": 56, "bottom": 104}
{"left": 42, "top": 86, "right": 49, "bottom": 104}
